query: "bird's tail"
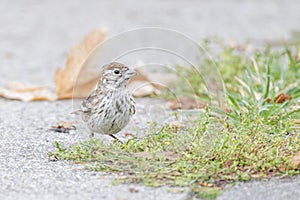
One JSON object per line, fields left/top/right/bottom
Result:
{"left": 70, "top": 110, "right": 82, "bottom": 115}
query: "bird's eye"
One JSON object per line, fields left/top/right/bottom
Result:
{"left": 113, "top": 69, "right": 120, "bottom": 74}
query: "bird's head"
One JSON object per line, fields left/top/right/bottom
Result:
{"left": 98, "top": 62, "right": 137, "bottom": 90}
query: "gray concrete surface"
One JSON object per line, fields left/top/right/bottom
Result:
{"left": 218, "top": 177, "right": 300, "bottom": 200}
{"left": 0, "top": 99, "right": 191, "bottom": 200}
{"left": 1, "top": 0, "right": 300, "bottom": 199}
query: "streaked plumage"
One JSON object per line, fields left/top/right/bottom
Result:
{"left": 75, "top": 62, "right": 136, "bottom": 141}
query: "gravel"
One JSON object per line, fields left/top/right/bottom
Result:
{"left": 0, "top": 99, "right": 190, "bottom": 200}
{"left": 1, "top": 0, "right": 300, "bottom": 199}
{"left": 218, "top": 177, "right": 300, "bottom": 200}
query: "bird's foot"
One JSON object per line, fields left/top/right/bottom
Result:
{"left": 109, "top": 134, "right": 123, "bottom": 144}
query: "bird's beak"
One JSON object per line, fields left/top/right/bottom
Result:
{"left": 126, "top": 68, "right": 137, "bottom": 78}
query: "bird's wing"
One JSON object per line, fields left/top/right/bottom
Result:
{"left": 70, "top": 110, "right": 82, "bottom": 115}
{"left": 129, "top": 96, "right": 136, "bottom": 115}
{"left": 81, "top": 89, "right": 103, "bottom": 114}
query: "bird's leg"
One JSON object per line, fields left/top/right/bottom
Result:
{"left": 109, "top": 134, "right": 122, "bottom": 144}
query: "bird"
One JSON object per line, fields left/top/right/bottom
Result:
{"left": 73, "top": 62, "right": 136, "bottom": 142}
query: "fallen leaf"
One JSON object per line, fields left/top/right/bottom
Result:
{"left": 223, "top": 107, "right": 232, "bottom": 113}
{"left": 167, "top": 97, "right": 206, "bottom": 110}
{"left": 128, "top": 80, "right": 159, "bottom": 97}
{"left": 291, "top": 150, "right": 300, "bottom": 168}
{"left": 0, "top": 81, "right": 56, "bottom": 101}
{"left": 274, "top": 93, "right": 292, "bottom": 104}
{"left": 128, "top": 187, "right": 139, "bottom": 193}
{"left": 224, "top": 160, "right": 234, "bottom": 168}
{"left": 129, "top": 68, "right": 151, "bottom": 83}
{"left": 266, "top": 98, "right": 272, "bottom": 103}
{"left": 279, "top": 163, "right": 287, "bottom": 172}
{"left": 128, "top": 67, "right": 176, "bottom": 97}
{"left": 133, "top": 67, "right": 178, "bottom": 89}
{"left": 147, "top": 73, "right": 178, "bottom": 89}
{"left": 55, "top": 29, "right": 108, "bottom": 99}
{"left": 55, "top": 29, "right": 169, "bottom": 99}
{"left": 50, "top": 121, "right": 77, "bottom": 133}
{"left": 251, "top": 172, "right": 264, "bottom": 178}
{"left": 48, "top": 154, "right": 59, "bottom": 162}
{"left": 124, "top": 132, "right": 136, "bottom": 138}
{"left": 1, "top": 29, "right": 179, "bottom": 101}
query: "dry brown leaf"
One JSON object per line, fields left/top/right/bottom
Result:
{"left": 134, "top": 68, "right": 178, "bottom": 89}
{"left": 274, "top": 93, "right": 292, "bottom": 104}
{"left": 124, "top": 132, "right": 136, "bottom": 138}
{"left": 128, "top": 80, "right": 159, "bottom": 97}
{"left": 55, "top": 29, "right": 178, "bottom": 99}
{"left": 128, "top": 187, "right": 139, "bottom": 193}
{"left": 145, "top": 73, "right": 178, "bottom": 89}
{"left": 130, "top": 68, "right": 151, "bottom": 83}
{"left": 266, "top": 98, "right": 272, "bottom": 103}
{"left": 0, "top": 81, "right": 56, "bottom": 101}
{"left": 251, "top": 172, "right": 265, "bottom": 178}
{"left": 127, "top": 68, "right": 158, "bottom": 97}
{"left": 291, "top": 151, "right": 300, "bottom": 168}
{"left": 129, "top": 68, "right": 176, "bottom": 97}
{"left": 55, "top": 29, "right": 108, "bottom": 99}
{"left": 1, "top": 29, "right": 178, "bottom": 101}
{"left": 223, "top": 107, "right": 232, "bottom": 113}
{"left": 50, "top": 121, "right": 77, "bottom": 133}
{"left": 198, "top": 182, "right": 214, "bottom": 187}
{"left": 167, "top": 97, "right": 206, "bottom": 110}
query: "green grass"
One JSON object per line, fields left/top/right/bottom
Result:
{"left": 51, "top": 39, "right": 300, "bottom": 199}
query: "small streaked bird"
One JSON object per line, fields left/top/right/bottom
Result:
{"left": 73, "top": 62, "right": 136, "bottom": 142}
